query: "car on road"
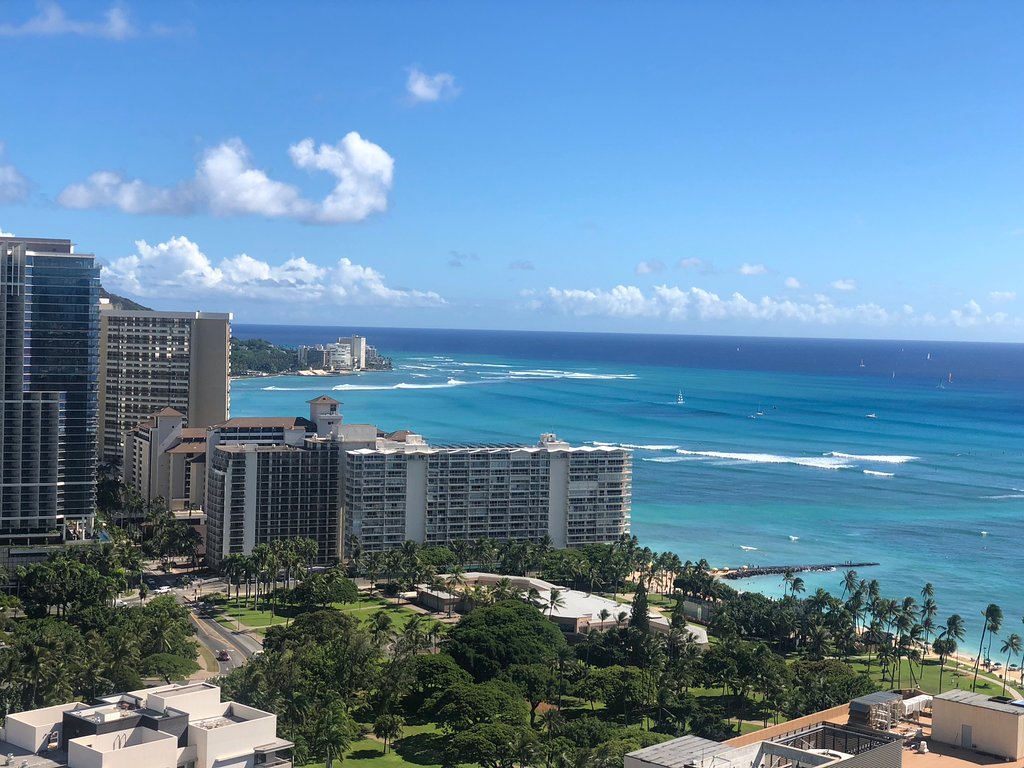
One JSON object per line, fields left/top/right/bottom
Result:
{"left": 217, "top": 649, "right": 231, "bottom": 661}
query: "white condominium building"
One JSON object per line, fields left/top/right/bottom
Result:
{"left": 99, "top": 309, "right": 231, "bottom": 463}
{"left": 0, "top": 681, "right": 291, "bottom": 768}
{"left": 344, "top": 432, "right": 632, "bottom": 552}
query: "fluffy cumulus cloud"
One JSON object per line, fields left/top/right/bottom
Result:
{"left": 531, "top": 282, "right": 1020, "bottom": 331}
{"left": 831, "top": 278, "right": 857, "bottom": 291}
{"left": 406, "top": 67, "right": 460, "bottom": 103}
{"left": 102, "top": 235, "right": 445, "bottom": 307}
{"left": 0, "top": 226, "right": 14, "bottom": 237}
{"left": 635, "top": 259, "right": 664, "bottom": 275}
{"left": 990, "top": 290, "right": 1016, "bottom": 302}
{"left": 58, "top": 134, "right": 394, "bottom": 224}
{"left": 739, "top": 262, "right": 767, "bottom": 276}
{"left": 784, "top": 276, "right": 802, "bottom": 289}
{"left": 0, "top": 2, "right": 134, "bottom": 39}
{"left": 0, "top": 144, "right": 30, "bottom": 203}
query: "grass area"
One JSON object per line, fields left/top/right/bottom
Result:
{"left": 196, "top": 644, "right": 218, "bottom": 674}
{"left": 331, "top": 595, "right": 422, "bottom": 632}
{"left": 213, "top": 601, "right": 289, "bottom": 630}
{"left": 847, "top": 655, "right": 1013, "bottom": 696}
{"left": 205, "top": 591, "right": 427, "bottom": 635}
{"left": 300, "top": 724, "right": 447, "bottom": 768}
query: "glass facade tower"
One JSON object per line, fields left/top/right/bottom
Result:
{"left": 1, "top": 237, "right": 100, "bottom": 544}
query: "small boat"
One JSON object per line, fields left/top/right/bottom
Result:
{"left": 948, "top": 372, "right": 954, "bottom": 384}
{"left": 927, "top": 352, "right": 932, "bottom": 361}
{"left": 981, "top": 530, "right": 989, "bottom": 536}
{"left": 789, "top": 535, "right": 799, "bottom": 541}
{"left": 676, "top": 390, "right": 685, "bottom": 405}
{"left": 740, "top": 545, "right": 757, "bottom": 551}
{"left": 756, "top": 403, "right": 764, "bottom": 417}
{"left": 866, "top": 413, "right": 877, "bottom": 419}
{"left": 859, "top": 359, "right": 865, "bottom": 368}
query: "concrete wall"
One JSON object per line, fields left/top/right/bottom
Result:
{"left": 67, "top": 727, "right": 177, "bottom": 768}
{"left": 191, "top": 705, "right": 277, "bottom": 768}
{"left": 547, "top": 453, "right": 568, "bottom": 548}
{"left": 189, "top": 315, "right": 230, "bottom": 429}
{"left": 405, "top": 454, "right": 427, "bottom": 543}
{"left": 932, "top": 698, "right": 1024, "bottom": 759}
{"left": 148, "top": 685, "right": 222, "bottom": 720}
{"left": 3, "top": 702, "right": 79, "bottom": 752}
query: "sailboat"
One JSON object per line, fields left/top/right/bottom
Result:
{"left": 859, "top": 359, "right": 865, "bottom": 368}
{"left": 676, "top": 390, "right": 685, "bottom": 405}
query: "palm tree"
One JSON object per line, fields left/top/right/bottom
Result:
{"left": 373, "top": 713, "right": 404, "bottom": 754}
{"left": 361, "top": 551, "right": 384, "bottom": 596}
{"left": 444, "top": 566, "right": 466, "bottom": 617}
{"left": 790, "top": 576, "right": 805, "bottom": 597}
{"left": 937, "top": 614, "right": 965, "bottom": 694}
{"left": 546, "top": 588, "right": 566, "bottom": 618}
{"left": 974, "top": 603, "right": 1003, "bottom": 691}
{"left": 840, "top": 570, "right": 858, "bottom": 601}
{"left": 1001, "top": 634, "right": 1022, "bottom": 697}
{"left": 783, "top": 570, "right": 795, "bottom": 597}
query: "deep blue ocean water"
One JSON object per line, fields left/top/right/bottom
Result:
{"left": 233, "top": 325, "right": 1024, "bottom": 650}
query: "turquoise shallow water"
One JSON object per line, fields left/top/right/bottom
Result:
{"left": 232, "top": 326, "right": 1024, "bottom": 651}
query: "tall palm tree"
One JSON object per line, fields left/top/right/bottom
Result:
{"left": 546, "top": 588, "right": 567, "bottom": 618}
{"left": 444, "top": 566, "right": 466, "bottom": 617}
{"left": 937, "top": 614, "right": 965, "bottom": 694}
{"left": 1001, "top": 634, "right": 1023, "bottom": 697}
{"left": 840, "top": 570, "right": 859, "bottom": 602}
{"left": 791, "top": 576, "right": 806, "bottom": 597}
{"left": 974, "top": 603, "right": 1003, "bottom": 691}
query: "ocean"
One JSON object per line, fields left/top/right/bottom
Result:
{"left": 233, "top": 325, "right": 1024, "bottom": 651}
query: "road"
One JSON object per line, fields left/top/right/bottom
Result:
{"left": 130, "top": 572, "right": 263, "bottom": 676}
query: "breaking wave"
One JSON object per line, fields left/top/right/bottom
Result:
{"left": 863, "top": 470, "right": 895, "bottom": 477}
{"left": 620, "top": 444, "right": 680, "bottom": 451}
{"left": 825, "top": 452, "right": 919, "bottom": 464}
{"left": 331, "top": 378, "right": 474, "bottom": 392}
{"left": 675, "top": 448, "right": 852, "bottom": 469}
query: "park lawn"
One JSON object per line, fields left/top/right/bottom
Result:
{"left": 846, "top": 656, "right": 1012, "bottom": 697}
{"left": 300, "top": 737, "right": 431, "bottom": 768}
{"left": 213, "top": 602, "right": 288, "bottom": 630}
{"left": 331, "top": 595, "right": 426, "bottom": 632}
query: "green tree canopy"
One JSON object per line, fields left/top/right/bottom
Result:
{"left": 431, "top": 680, "right": 528, "bottom": 732}
{"left": 443, "top": 599, "right": 567, "bottom": 681}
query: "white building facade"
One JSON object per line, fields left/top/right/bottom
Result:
{"left": 0, "top": 682, "right": 291, "bottom": 768}
{"left": 344, "top": 433, "right": 631, "bottom": 552}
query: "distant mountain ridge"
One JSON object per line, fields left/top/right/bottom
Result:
{"left": 100, "top": 286, "right": 152, "bottom": 311}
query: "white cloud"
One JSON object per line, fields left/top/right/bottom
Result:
{"left": 101, "top": 235, "right": 445, "bottom": 308}
{"left": 635, "top": 259, "right": 664, "bottom": 275}
{"left": 510, "top": 260, "right": 535, "bottom": 271}
{"left": 406, "top": 67, "right": 460, "bottom": 103}
{"left": 0, "top": 2, "right": 134, "bottom": 39}
{"left": 831, "top": 279, "right": 857, "bottom": 291}
{"left": 533, "top": 281, "right": 1021, "bottom": 331}
{"left": 0, "top": 227, "right": 14, "bottom": 236}
{"left": 0, "top": 143, "right": 29, "bottom": 204}
{"left": 58, "top": 134, "right": 394, "bottom": 224}
{"left": 990, "top": 290, "right": 1016, "bottom": 302}
{"left": 739, "top": 262, "right": 767, "bottom": 276}
{"left": 58, "top": 171, "right": 191, "bottom": 214}
{"left": 678, "top": 257, "right": 704, "bottom": 269}
{"left": 784, "top": 276, "right": 801, "bottom": 289}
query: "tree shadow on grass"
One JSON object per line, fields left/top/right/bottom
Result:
{"left": 349, "top": 749, "right": 386, "bottom": 760}
{"left": 395, "top": 732, "right": 447, "bottom": 766}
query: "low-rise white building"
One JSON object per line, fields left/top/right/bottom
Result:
{"left": 416, "top": 571, "right": 708, "bottom": 643}
{"left": 0, "top": 682, "right": 291, "bottom": 768}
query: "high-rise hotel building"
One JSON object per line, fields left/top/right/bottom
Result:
{"left": 0, "top": 237, "right": 99, "bottom": 545}
{"left": 99, "top": 309, "right": 231, "bottom": 462}
{"left": 344, "top": 433, "right": 632, "bottom": 552}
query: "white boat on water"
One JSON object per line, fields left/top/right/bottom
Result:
{"left": 866, "top": 413, "right": 877, "bottom": 419}
{"left": 789, "top": 535, "right": 800, "bottom": 541}
{"left": 676, "top": 390, "right": 685, "bottom": 405}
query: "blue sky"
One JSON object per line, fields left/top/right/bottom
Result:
{"left": 1, "top": 1, "right": 1022, "bottom": 340}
